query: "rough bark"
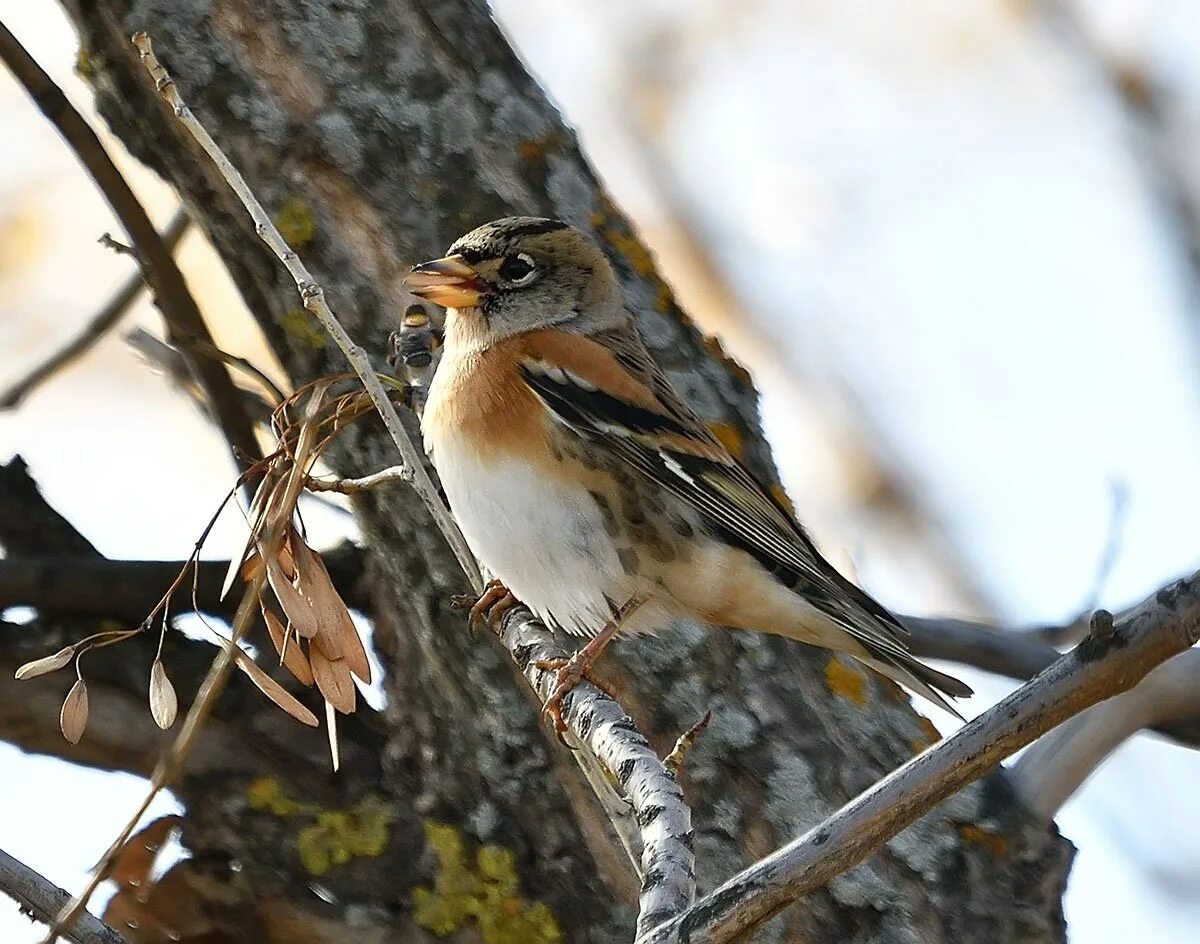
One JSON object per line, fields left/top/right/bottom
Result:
{"left": 35, "top": 1, "right": 1073, "bottom": 940}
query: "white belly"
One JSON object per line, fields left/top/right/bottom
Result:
{"left": 431, "top": 438, "right": 631, "bottom": 635}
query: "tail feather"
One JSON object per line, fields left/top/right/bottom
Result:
{"left": 860, "top": 648, "right": 973, "bottom": 720}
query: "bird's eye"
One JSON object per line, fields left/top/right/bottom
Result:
{"left": 498, "top": 253, "right": 537, "bottom": 286}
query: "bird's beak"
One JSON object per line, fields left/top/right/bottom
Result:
{"left": 404, "top": 255, "right": 484, "bottom": 309}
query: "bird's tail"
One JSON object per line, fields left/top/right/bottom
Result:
{"left": 858, "top": 645, "right": 973, "bottom": 720}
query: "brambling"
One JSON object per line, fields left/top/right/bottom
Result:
{"left": 404, "top": 217, "right": 971, "bottom": 729}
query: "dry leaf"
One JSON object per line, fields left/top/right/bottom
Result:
{"left": 309, "top": 642, "right": 355, "bottom": 714}
{"left": 149, "top": 660, "right": 178, "bottom": 729}
{"left": 262, "top": 606, "right": 314, "bottom": 686}
{"left": 14, "top": 645, "right": 75, "bottom": 681}
{"left": 60, "top": 678, "right": 89, "bottom": 744}
{"left": 232, "top": 648, "right": 318, "bottom": 726}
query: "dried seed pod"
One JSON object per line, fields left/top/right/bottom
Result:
{"left": 14, "top": 646, "right": 75, "bottom": 681}
{"left": 233, "top": 648, "right": 318, "bottom": 727}
{"left": 149, "top": 661, "right": 178, "bottom": 730}
{"left": 60, "top": 678, "right": 89, "bottom": 744}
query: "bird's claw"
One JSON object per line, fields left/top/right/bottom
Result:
{"left": 454, "top": 579, "right": 518, "bottom": 637}
{"left": 534, "top": 653, "right": 617, "bottom": 735}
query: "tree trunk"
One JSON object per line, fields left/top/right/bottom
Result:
{"left": 39, "top": 1, "right": 1073, "bottom": 940}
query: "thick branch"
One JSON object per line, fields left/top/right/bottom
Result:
{"left": 0, "top": 847, "right": 125, "bottom": 944}
{"left": 905, "top": 611, "right": 1200, "bottom": 748}
{"left": 1011, "top": 646, "right": 1200, "bottom": 819}
{"left": 0, "top": 22, "right": 261, "bottom": 474}
{"left": 644, "top": 581, "right": 1200, "bottom": 943}
{"left": 0, "top": 546, "right": 367, "bottom": 624}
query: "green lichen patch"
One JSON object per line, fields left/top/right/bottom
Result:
{"left": 280, "top": 308, "right": 327, "bottom": 349}
{"left": 275, "top": 197, "right": 318, "bottom": 247}
{"left": 412, "top": 821, "right": 562, "bottom": 944}
{"left": 246, "top": 778, "right": 395, "bottom": 876}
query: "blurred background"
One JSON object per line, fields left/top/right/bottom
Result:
{"left": 2, "top": 0, "right": 1199, "bottom": 940}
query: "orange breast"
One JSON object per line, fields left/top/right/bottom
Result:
{"left": 424, "top": 334, "right": 549, "bottom": 465}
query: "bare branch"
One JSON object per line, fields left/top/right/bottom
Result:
{"left": 643, "top": 581, "right": 1200, "bottom": 943}
{"left": 497, "top": 607, "right": 696, "bottom": 940}
{"left": 0, "top": 546, "right": 367, "bottom": 623}
{"left": 0, "top": 23, "right": 261, "bottom": 474}
{"left": 0, "top": 211, "right": 190, "bottom": 410}
{"left": 0, "top": 846, "right": 126, "bottom": 944}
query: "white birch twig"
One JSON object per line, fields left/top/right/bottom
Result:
{"left": 641, "top": 575, "right": 1200, "bottom": 943}
{"left": 498, "top": 607, "right": 695, "bottom": 940}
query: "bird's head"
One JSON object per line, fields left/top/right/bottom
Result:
{"left": 404, "top": 217, "right": 623, "bottom": 344}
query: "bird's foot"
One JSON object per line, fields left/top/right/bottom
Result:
{"left": 534, "top": 651, "right": 616, "bottom": 734}
{"left": 452, "top": 579, "right": 518, "bottom": 636}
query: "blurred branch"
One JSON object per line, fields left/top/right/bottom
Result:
{"left": 0, "top": 847, "right": 125, "bottom": 944}
{"left": 0, "top": 547, "right": 367, "bottom": 623}
{"left": 0, "top": 457, "right": 97, "bottom": 556}
{"left": 0, "top": 21, "right": 262, "bottom": 475}
{"left": 1011, "top": 646, "right": 1200, "bottom": 820}
{"left": 644, "top": 586, "right": 1200, "bottom": 943}
{"left": 0, "top": 210, "right": 189, "bottom": 410}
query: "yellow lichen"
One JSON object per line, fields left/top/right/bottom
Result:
{"left": 412, "top": 821, "right": 562, "bottom": 944}
{"left": 517, "top": 130, "right": 565, "bottom": 162}
{"left": 825, "top": 657, "right": 868, "bottom": 707}
{"left": 248, "top": 777, "right": 315, "bottom": 816}
{"left": 296, "top": 797, "right": 394, "bottom": 875}
{"left": 280, "top": 308, "right": 327, "bottom": 349}
{"left": 702, "top": 334, "right": 753, "bottom": 387}
{"left": 958, "top": 823, "right": 1009, "bottom": 858}
{"left": 247, "top": 779, "right": 393, "bottom": 876}
{"left": 275, "top": 197, "right": 317, "bottom": 247}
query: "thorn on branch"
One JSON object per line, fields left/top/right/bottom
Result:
{"left": 664, "top": 710, "right": 713, "bottom": 779}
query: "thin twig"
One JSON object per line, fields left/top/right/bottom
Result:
{"left": 642, "top": 577, "right": 1200, "bottom": 943}
{"left": 46, "top": 572, "right": 267, "bottom": 943}
{"left": 0, "top": 846, "right": 126, "bottom": 944}
{"left": 0, "top": 211, "right": 190, "bottom": 410}
{"left": 0, "top": 23, "right": 262, "bottom": 476}
{"left": 132, "top": 32, "right": 479, "bottom": 591}
{"left": 497, "top": 607, "right": 696, "bottom": 940}
{"left": 305, "top": 465, "right": 413, "bottom": 494}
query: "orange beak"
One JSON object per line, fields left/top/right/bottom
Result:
{"left": 404, "top": 255, "right": 485, "bottom": 309}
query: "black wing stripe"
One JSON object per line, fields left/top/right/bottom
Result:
{"left": 521, "top": 361, "right": 914, "bottom": 658}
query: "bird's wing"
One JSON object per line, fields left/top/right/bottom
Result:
{"left": 517, "top": 323, "right": 913, "bottom": 661}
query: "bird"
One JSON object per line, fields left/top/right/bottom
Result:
{"left": 404, "top": 216, "right": 972, "bottom": 729}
